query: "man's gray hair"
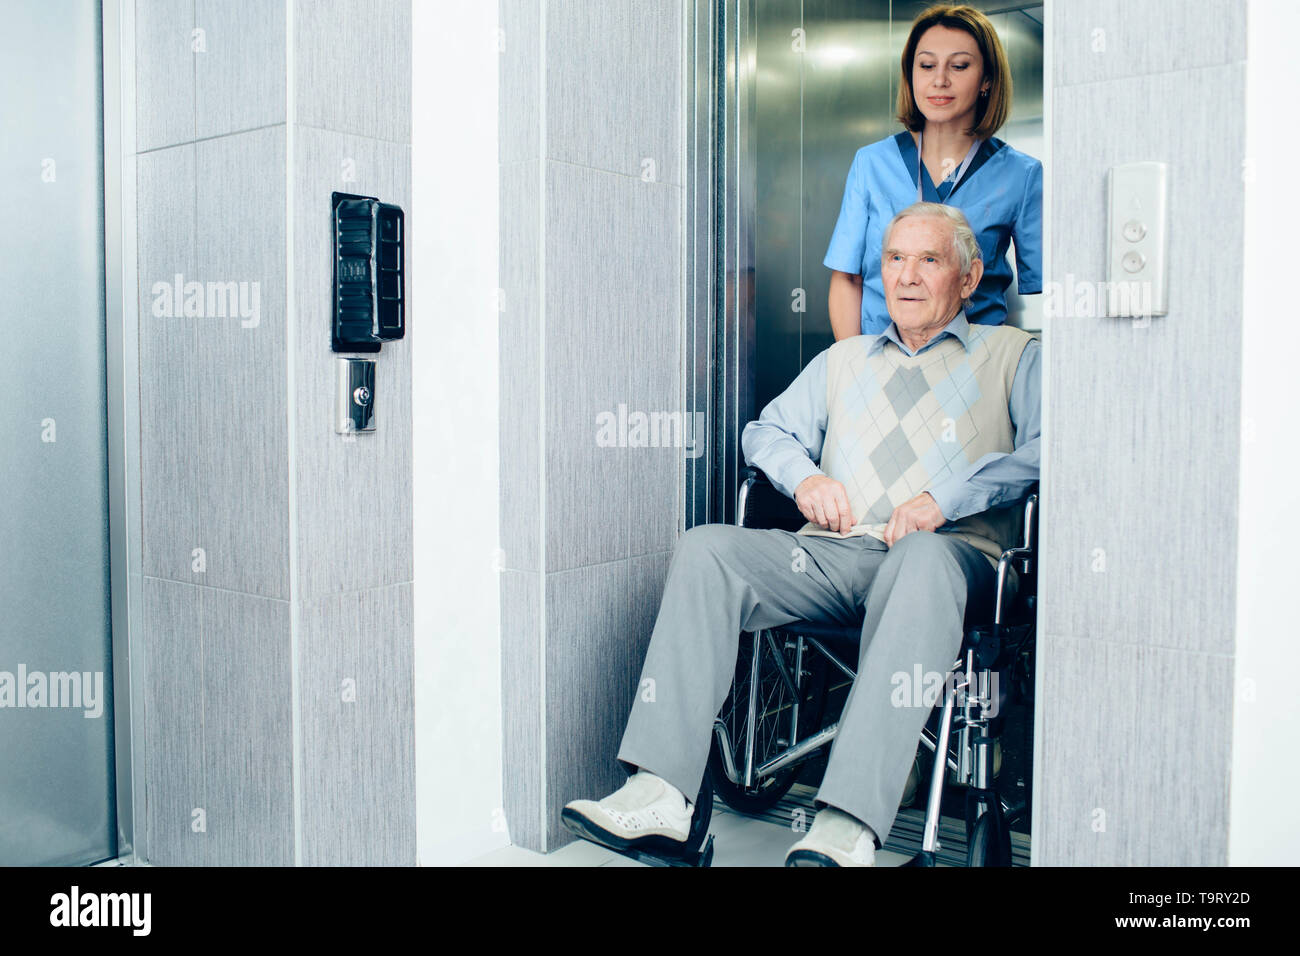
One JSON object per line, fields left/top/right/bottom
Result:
{"left": 883, "top": 202, "right": 982, "bottom": 276}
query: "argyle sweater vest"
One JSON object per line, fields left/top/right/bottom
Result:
{"left": 797, "top": 324, "right": 1034, "bottom": 566}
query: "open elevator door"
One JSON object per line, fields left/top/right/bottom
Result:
{"left": 689, "top": 0, "right": 1043, "bottom": 527}
{"left": 684, "top": 0, "right": 1044, "bottom": 866}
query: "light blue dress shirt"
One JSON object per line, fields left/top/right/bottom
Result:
{"left": 824, "top": 131, "right": 1043, "bottom": 335}
{"left": 740, "top": 311, "right": 1041, "bottom": 526}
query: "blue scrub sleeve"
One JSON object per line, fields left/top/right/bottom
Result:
{"left": 823, "top": 151, "right": 869, "bottom": 275}
{"left": 1012, "top": 160, "right": 1043, "bottom": 294}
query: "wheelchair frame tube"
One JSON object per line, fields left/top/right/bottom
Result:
{"left": 972, "top": 667, "right": 993, "bottom": 791}
{"left": 803, "top": 637, "right": 856, "bottom": 681}
{"left": 756, "top": 723, "right": 839, "bottom": 778}
{"left": 958, "top": 649, "right": 974, "bottom": 784}
{"left": 791, "top": 636, "right": 804, "bottom": 747}
{"left": 712, "top": 721, "right": 740, "bottom": 784}
{"left": 922, "top": 678, "right": 961, "bottom": 853}
{"left": 743, "top": 630, "right": 763, "bottom": 789}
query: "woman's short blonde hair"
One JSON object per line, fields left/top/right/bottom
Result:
{"left": 896, "top": 3, "right": 1013, "bottom": 138}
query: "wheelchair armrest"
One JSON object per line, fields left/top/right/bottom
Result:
{"left": 1022, "top": 485, "right": 1039, "bottom": 551}
{"left": 1020, "top": 483, "right": 1039, "bottom": 555}
{"left": 736, "top": 467, "right": 808, "bottom": 531}
{"left": 992, "top": 484, "right": 1040, "bottom": 625}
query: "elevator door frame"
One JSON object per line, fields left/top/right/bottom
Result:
{"left": 102, "top": 0, "right": 145, "bottom": 865}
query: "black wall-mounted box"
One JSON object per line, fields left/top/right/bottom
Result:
{"left": 331, "top": 191, "right": 405, "bottom": 352}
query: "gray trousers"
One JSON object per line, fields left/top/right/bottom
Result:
{"left": 616, "top": 523, "right": 996, "bottom": 847}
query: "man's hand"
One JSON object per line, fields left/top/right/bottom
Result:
{"left": 883, "top": 492, "right": 946, "bottom": 546}
{"left": 794, "top": 474, "right": 856, "bottom": 533}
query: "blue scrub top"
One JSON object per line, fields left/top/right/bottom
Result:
{"left": 824, "top": 131, "right": 1042, "bottom": 335}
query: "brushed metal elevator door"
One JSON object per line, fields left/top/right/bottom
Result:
{"left": 710, "top": 0, "right": 1043, "bottom": 523}
{"left": 752, "top": 0, "right": 1044, "bottom": 415}
{"left": 0, "top": 0, "right": 117, "bottom": 866}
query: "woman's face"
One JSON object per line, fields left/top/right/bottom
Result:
{"left": 911, "top": 24, "right": 990, "bottom": 127}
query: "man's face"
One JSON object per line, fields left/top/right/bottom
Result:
{"left": 881, "top": 215, "right": 981, "bottom": 334}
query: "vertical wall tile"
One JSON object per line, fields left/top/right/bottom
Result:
{"left": 142, "top": 577, "right": 208, "bottom": 865}
{"left": 626, "top": 181, "right": 683, "bottom": 558}
{"left": 357, "top": 583, "right": 416, "bottom": 864}
{"left": 500, "top": 0, "right": 683, "bottom": 854}
{"left": 1052, "top": 0, "right": 1245, "bottom": 88}
{"left": 1035, "top": 634, "right": 1232, "bottom": 865}
{"left": 298, "top": 587, "right": 361, "bottom": 864}
{"left": 200, "top": 587, "right": 294, "bottom": 866}
{"left": 544, "top": 560, "right": 634, "bottom": 849}
{"left": 626, "top": 0, "right": 683, "bottom": 186}
{"left": 546, "top": 0, "right": 683, "bottom": 185}
{"left": 194, "top": 126, "right": 290, "bottom": 600}
{"left": 1041, "top": 64, "right": 1244, "bottom": 655}
{"left": 292, "top": 126, "right": 412, "bottom": 598}
{"left": 499, "top": 159, "right": 541, "bottom": 573}
{"left": 136, "top": 0, "right": 196, "bottom": 151}
{"left": 501, "top": 568, "right": 543, "bottom": 850}
{"left": 543, "top": 162, "right": 632, "bottom": 570}
{"left": 539, "top": 551, "right": 671, "bottom": 850}
{"left": 499, "top": 0, "right": 541, "bottom": 166}
{"left": 627, "top": 550, "right": 672, "bottom": 666}
{"left": 137, "top": 144, "right": 201, "bottom": 583}
{"left": 300, "top": 584, "right": 415, "bottom": 865}
{"left": 195, "top": 0, "right": 287, "bottom": 139}
{"left": 294, "top": 0, "right": 412, "bottom": 143}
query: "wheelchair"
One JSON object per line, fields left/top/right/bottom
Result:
{"left": 560, "top": 468, "right": 1038, "bottom": 867}
{"left": 706, "top": 467, "right": 1040, "bottom": 867}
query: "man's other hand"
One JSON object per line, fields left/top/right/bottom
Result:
{"left": 883, "top": 492, "right": 946, "bottom": 546}
{"left": 794, "top": 475, "right": 856, "bottom": 533}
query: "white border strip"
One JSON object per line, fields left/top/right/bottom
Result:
{"left": 103, "top": 0, "right": 146, "bottom": 863}
{"left": 1230, "top": 0, "right": 1300, "bottom": 865}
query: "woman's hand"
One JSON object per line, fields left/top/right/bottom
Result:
{"left": 794, "top": 474, "right": 856, "bottom": 533}
{"left": 828, "top": 270, "right": 864, "bottom": 341}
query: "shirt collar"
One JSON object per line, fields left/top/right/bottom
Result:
{"left": 869, "top": 310, "right": 973, "bottom": 358}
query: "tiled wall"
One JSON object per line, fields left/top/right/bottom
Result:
{"left": 1036, "top": 0, "right": 1245, "bottom": 865}
{"left": 499, "top": 0, "right": 685, "bottom": 851}
{"left": 135, "top": 0, "right": 413, "bottom": 866}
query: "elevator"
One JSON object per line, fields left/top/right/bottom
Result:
{"left": 681, "top": 0, "right": 1046, "bottom": 864}
{"left": 688, "top": 0, "right": 1043, "bottom": 526}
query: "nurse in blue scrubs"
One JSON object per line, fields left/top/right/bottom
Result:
{"left": 825, "top": 3, "right": 1042, "bottom": 339}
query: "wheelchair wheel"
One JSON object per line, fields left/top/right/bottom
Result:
{"left": 966, "top": 806, "right": 1013, "bottom": 867}
{"left": 708, "top": 630, "right": 829, "bottom": 814}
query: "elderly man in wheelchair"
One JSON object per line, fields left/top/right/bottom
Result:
{"left": 563, "top": 201, "right": 1040, "bottom": 867}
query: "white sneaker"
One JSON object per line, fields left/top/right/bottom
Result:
{"left": 562, "top": 771, "right": 694, "bottom": 850}
{"left": 785, "top": 807, "right": 877, "bottom": 867}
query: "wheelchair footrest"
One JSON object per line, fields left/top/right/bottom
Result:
{"left": 560, "top": 810, "right": 714, "bottom": 867}
{"left": 612, "top": 835, "right": 715, "bottom": 868}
